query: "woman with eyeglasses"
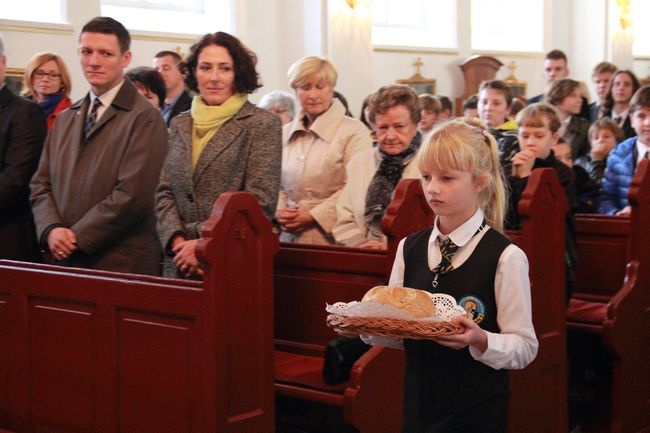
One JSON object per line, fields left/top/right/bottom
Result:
{"left": 21, "top": 52, "right": 72, "bottom": 130}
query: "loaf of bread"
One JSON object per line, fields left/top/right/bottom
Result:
{"left": 362, "top": 286, "right": 436, "bottom": 318}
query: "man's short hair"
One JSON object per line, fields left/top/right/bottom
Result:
{"left": 545, "top": 49, "right": 567, "bottom": 63}
{"left": 516, "top": 103, "right": 561, "bottom": 134}
{"left": 630, "top": 85, "right": 650, "bottom": 115}
{"left": 418, "top": 93, "right": 441, "bottom": 113}
{"left": 591, "top": 61, "right": 617, "bottom": 77}
{"left": 479, "top": 80, "right": 513, "bottom": 107}
{"left": 81, "top": 17, "right": 131, "bottom": 53}
{"left": 155, "top": 50, "right": 182, "bottom": 64}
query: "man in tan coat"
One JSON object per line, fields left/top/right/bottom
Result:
{"left": 30, "top": 17, "right": 166, "bottom": 275}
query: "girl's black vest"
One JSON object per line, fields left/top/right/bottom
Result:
{"left": 401, "top": 226, "right": 512, "bottom": 433}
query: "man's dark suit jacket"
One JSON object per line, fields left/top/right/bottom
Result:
{"left": 166, "top": 89, "right": 192, "bottom": 127}
{"left": 0, "top": 85, "right": 47, "bottom": 260}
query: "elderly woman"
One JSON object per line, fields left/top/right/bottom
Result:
{"left": 21, "top": 52, "right": 72, "bottom": 130}
{"left": 156, "top": 32, "right": 282, "bottom": 278}
{"left": 276, "top": 56, "right": 372, "bottom": 245}
{"left": 258, "top": 90, "right": 295, "bottom": 125}
{"left": 126, "top": 66, "right": 166, "bottom": 109}
{"left": 333, "top": 84, "right": 422, "bottom": 249}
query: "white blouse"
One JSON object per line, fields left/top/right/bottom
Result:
{"left": 388, "top": 208, "right": 539, "bottom": 370}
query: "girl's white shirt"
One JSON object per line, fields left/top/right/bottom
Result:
{"left": 389, "top": 208, "right": 539, "bottom": 370}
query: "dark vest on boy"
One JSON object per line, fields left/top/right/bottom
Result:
{"left": 402, "top": 226, "right": 511, "bottom": 433}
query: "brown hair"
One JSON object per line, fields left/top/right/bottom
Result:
{"left": 183, "top": 32, "right": 261, "bottom": 94}
{"left": 22, "top": 52, "right": 72, "bottom": 98}
{"left": 418, "top": 93, "right": 442, "bottom": 113}
{"left": 479, "top": 80, "right": 513, "bottom": 107}
{"left": 588, "top": 118, "right": 625, "bottom": 143}
{"left": 629, "top": 85, "right": 650, "bottom": 115}
{"left": 516, "top": 103, "right": 561, "bottom": 134}
{"left": 369, "top": 84, "right": 421, "bottom": 125}
{"left": 591, "top": 61, "right": 617, "bottom": 77}
{"left": 602, "top": 70, "right": 641, "bottom": 114}
{"left": 546, "top": 78, "right": 580, "bottom": 106}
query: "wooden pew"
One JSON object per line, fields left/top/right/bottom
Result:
{"left": 274, "top": 168, "right": 568, "bottom": 433}
{"left": 568, "top": 159, "right": 650, "bottom": 433}
{"left": 0, "top": 192, "right": 277, "bottom": 433}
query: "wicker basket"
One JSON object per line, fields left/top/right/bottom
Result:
{"left": 326, "top": 313, "right": 463, "bottom": 340}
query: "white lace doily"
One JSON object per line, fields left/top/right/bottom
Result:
{"left": 326, "top": 292, "right": 467, "bottom": 322}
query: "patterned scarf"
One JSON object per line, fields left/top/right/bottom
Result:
{"left": 190, "top": 93, "right": 247, "bottom": 169}
{"left": 364, "top": 132, "right": 422, "bottom": 236}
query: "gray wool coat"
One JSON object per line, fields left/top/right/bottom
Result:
{"left": 30, "top": 80, "right": 167, "bottom": 275}
{"left": 155, "top": 100, "right": 282, "bottom": 278}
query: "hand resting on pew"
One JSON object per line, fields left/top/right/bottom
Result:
{"left": 171, "top": 235, "right": 204, "bottom": 277}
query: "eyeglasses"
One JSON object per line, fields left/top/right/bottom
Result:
{"left": 33, "top": 70, "right": 61, "bottom": 80}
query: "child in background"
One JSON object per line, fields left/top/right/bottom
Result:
{"left": 461, "top": 94, "right": 479, "bottom": 118}
{"left": 506, "top": 103, "right": 578, "bottom": 301}
{"left": 553, "top": 138, "right": 600, "bottom": 213}
{"left": 599, "top": 85, "right": 650, "bottom": 216}
{"left": 477, "top": 80, "right": 519, "bottom": 174}
{"left": 574, "top": 118, "right": 624, "bottom": 184}
{"left": 389, "top": 120, "right": 538, "bottom": 433}
{"left": 546, "top": 78, "right": 591, "bottom": 161}
{"left": 417, "top": 93, "right": 441, "bottom": 138}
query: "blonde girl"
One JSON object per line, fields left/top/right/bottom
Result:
{"left": 388, "top": 119, "right": 538, "bottom": 433}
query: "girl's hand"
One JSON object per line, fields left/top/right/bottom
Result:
{"left": 172, "top": 239, "right": 202, "bottom": 276}
{"left": 434, "top": 315, "right": 488, "bottom": 354}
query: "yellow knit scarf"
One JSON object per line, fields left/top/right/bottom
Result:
{"left": 190, "top": 93, "right": 248, "bottom": 169}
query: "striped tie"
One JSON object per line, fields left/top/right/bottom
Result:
{"left": 435, "top": 237, "right": 460, "bottom": 274}
{"left": 85, "top": 97, "right": 102, "bottom": 137}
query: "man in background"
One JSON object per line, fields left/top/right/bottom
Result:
{"left": 528, "top": 49, "right": 590, "bottom": 120}
{"left": 0, "top": 35, "right": 47, "bottom": 261}
{"left": 153, "top": 50, "right": 192, "bottom": 126}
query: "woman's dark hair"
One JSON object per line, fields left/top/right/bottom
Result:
{"left": 125, "top": 66, "right": 166, "bottom": 108}
{"left": 182, "top": 32, "right": 262, "bottom": 94}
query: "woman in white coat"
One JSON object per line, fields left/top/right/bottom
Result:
{"left": 333, "top": 84, "right": 423, "bottom": 249}
{"left": 275, "top": 56, "right": 372, "bottom": 245}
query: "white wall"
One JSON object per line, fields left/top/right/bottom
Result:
{"left": 1, "top": 0, "right": 648, "bottom": 114}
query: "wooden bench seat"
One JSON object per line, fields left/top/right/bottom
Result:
{"left": 567, "top": 159, "right": 650, "bottom": 433}
{"left": 274, "top": 169, "right": 568, "bottom": 433}
{"left": 0, "top": 192, "right": 277, "bottom": 433}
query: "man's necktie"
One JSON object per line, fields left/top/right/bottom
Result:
{"left": 435, "top": 237, "right": 460, "bottom": 274}
{"left": 85, "top": 97, "right": 102, "bottom": 137}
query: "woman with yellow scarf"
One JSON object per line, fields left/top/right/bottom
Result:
{"left": 156, "top": 32, "right": 282, "bottom": 278}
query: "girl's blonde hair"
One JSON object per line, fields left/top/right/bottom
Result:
{"left": 21, "top": 52, "right": 72, "bottom": 98}
{"left": 417, "top": 118, "right": 507, "bottom": 232}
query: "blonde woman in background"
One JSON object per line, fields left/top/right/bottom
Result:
{"left": 276, "top": 56, "right": 372, "bottom": 244}
{"left": 22, "top": 52, "right": 71, "bottom": 130}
